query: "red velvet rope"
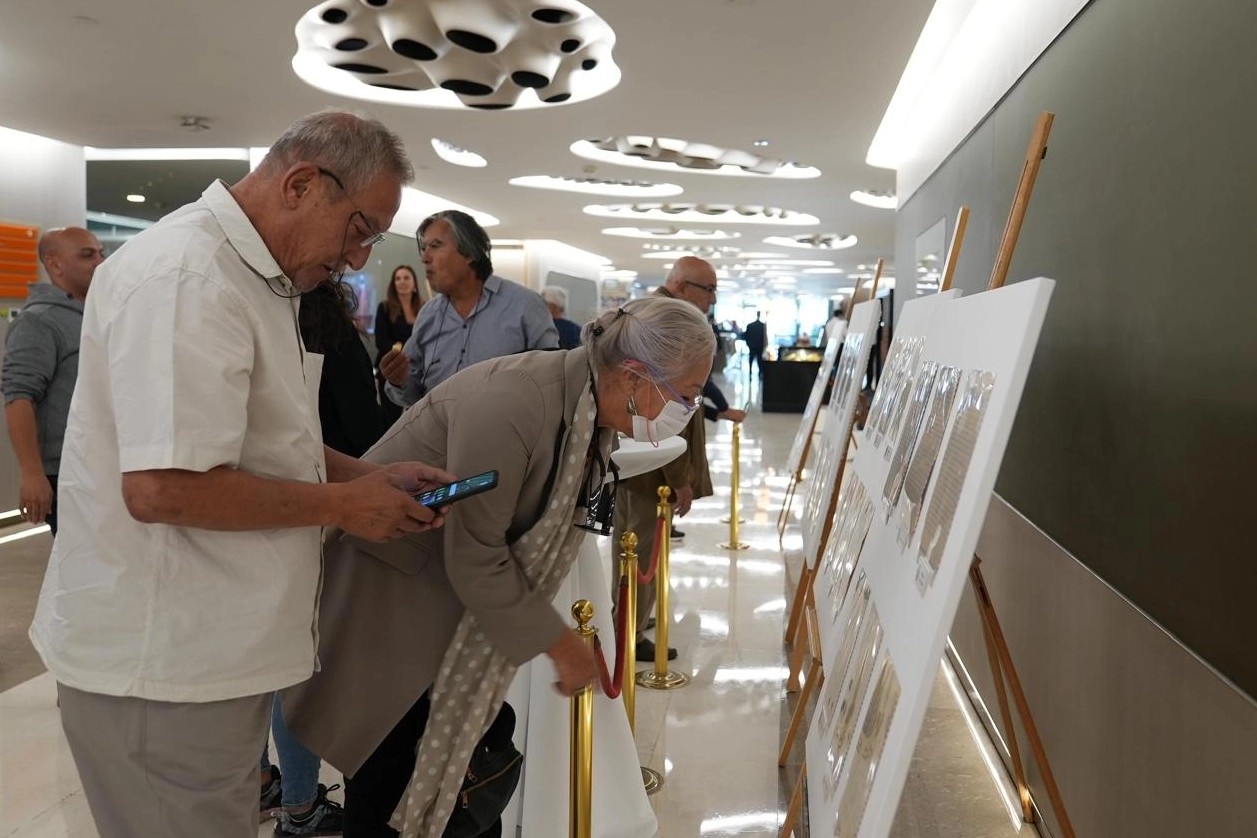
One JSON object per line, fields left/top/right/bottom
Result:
{"left": 636, "top": 516, "right": 666, "bottom": 585}
{"left": 593, "top": 574, "right": 630, "bottom": 698}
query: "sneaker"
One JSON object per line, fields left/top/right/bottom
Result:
{"left": 635, "top": 638, "right": 677, "bottom": 661}
{"left": 670, "top": 528, "right": 686, "bottom": 541}
{"left": 260, "top": 766, "right": 283, "bottom": 821}
{"left": 274, "top": 784, "right": 344, "bottom": 837}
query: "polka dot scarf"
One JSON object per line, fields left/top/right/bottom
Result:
{"left": 389, "top": 379, "right": 606, "bottom": 836}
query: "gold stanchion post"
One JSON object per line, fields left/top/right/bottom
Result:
{"left": 569, "top": 600, "right": 595, "bottom": 838}
{"left": 637, "top": 486, "right": 690, "bottom": 690}
{"left": 622, "top": 531, "right": 664, "bottom": 793}
{"left": 619, "top": 532, "right": 638, "bottom": 733}
{"left": 720, "top": 423, "right": 749, "bottom": 550}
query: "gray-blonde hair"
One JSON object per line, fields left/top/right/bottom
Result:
{"left": 582, "top": 296, "right": 715, "bottom": 381}
{"left": 262, "top": 110, "right": 414, "bottom": 194}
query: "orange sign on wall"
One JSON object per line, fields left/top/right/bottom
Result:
{"left": 0, "top": 222, "right": 39, "bottom": 299}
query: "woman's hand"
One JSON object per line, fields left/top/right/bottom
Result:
{"left": 547, "top": 629, "right": 597, "bottom": 697}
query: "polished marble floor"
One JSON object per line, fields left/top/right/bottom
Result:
{"left": 0, "top": 369, "right": 1040, "bottom": 838}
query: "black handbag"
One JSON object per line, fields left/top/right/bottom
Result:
{"left": 442, "top": 702, "right": 523, "bottom": 838}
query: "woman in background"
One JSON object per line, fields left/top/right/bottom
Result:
{"left": 374, "top": 265, "right": 423, "bottom": 425}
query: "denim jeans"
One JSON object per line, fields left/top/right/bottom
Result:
{"left": 260, "top": 694, "right": 323, "bottom": 808}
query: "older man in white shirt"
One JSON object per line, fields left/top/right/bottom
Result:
{"left": 29, "top": 111, "right": 452, "bottom": 838}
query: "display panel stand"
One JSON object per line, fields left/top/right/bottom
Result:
{"left": 784, "top": 262, "right": 884, "bottom": 668}
{"left": 776, "top": 339, "right": 841, "bottom": 544}
{"left": 790, "top": 113, "right": 1060, "bottom": 838}
{"left": 779, "top": 232, "right": 966, "bottom": 834}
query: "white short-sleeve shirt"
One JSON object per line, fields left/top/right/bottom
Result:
{"left": 29, "top": 180, "right": 328, "bottom": 702}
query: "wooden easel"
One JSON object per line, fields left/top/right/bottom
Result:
{"left": 783, "top": 260, "right": 883, "bottom": 673}
{"left": 964, "top": 110, "right": 1075, "bottom": 837}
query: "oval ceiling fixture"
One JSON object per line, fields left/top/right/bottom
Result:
{"left": 431, "top": 138, "right": 487, "bottom": 167}
{"left": 641, "top": 247, "right": 742, "bottom": 261}
{"left": 571, "top": 137, "right": 821, "bottom": 178}
{"left": 601, "top": 227, "right": 740, "bottom": 241}
{"left": 850, "top": 189, "right": 898, "bottom": 209}
{"left": 763, "top": 233, "right": 858, "bottom": 250}
{"left": 586, "top": 203, "right": 819, "bottom": 226}
{"left": 292, "top": 0, "right": 620, "bottom": 110}
{"left": 509, "top": 174, "right": 682, "bottom": 197}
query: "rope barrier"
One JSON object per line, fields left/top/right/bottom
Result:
{"left": 593, "top": 574, "right": 630, "bottom": 698}
{"left": 636, "top": 516, "right": 666, "bottom": 585}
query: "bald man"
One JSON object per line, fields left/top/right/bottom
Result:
{"left": 2, "top": 227, "right": 105, "bottom": 532}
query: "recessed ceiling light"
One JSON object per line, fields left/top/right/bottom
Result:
{"left": 292, "top": 0, "right": 620, "bottom": 110}
{"left": 803, "top": 268, "right": 846, "bottom": 274}
{"left": 390, "top": 186, "right": 498, "bottom": 233}
{"left": 752, "top": 139, "right": 769, "bottom": 148}
{"left": 763, "top": 233, "right": 858, "bottom": 250}
{"left": 585, "top": 203, "right": 819, "bottom": 226}
{"left": 601, "top": 268, "right": 638, "bottom": 279}
{"left": 125, "top": 194, "right": 146, "bottom": 203}
{"left": 431, "top": 138, "right": 487, "bottom": 168}
{"left": 601, "top": 227, "right": 741, "bottom": 240}
{"left": 850, "top": 189, "right": 898, "bottom": 209}
{"left": 509, "top": 175, "right": 682, "bottom": 197}
{"left": 570, "top": 137, "right": 820, "bottom": 178}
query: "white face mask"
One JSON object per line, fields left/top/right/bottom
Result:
{"left": 629, "top": 383, "right": 695, "bottom": 445}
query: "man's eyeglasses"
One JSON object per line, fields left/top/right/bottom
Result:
{"left": 684, "top": 280, "right": 718, "bottom": 296}
{"left": 318, "top": 167, "right": 386, "bottom": 250}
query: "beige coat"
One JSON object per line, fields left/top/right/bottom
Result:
{"left": 284, "top": 347, "right": 594, "bottom": 776}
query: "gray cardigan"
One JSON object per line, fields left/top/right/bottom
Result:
{"left": 1, "top": 284, "right": 85, "bottom": 474}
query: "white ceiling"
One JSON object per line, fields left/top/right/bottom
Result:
{"left": 0, "top": 0, "right": 934, "bottom": 295}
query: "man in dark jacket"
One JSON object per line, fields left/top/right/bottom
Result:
{"left": 1, "top": 227, "right": 104, "bottom": 532}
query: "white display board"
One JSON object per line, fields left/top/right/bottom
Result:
{"left": 804, "top": 278, "right": 1055, "bottom": 838}
{"left": 784, "top": 327, "right": 846, "bottom": 479}
{"left": 815, "top": 290, "right": 961, "bottom": 659}
{"left": 798, "top": 299, "right": 881, "bottom": 566}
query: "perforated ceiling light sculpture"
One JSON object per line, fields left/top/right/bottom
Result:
{"left": 762, "top": 232, "right": 859, "bottom": 250}
{"left": 292, "top": 0, "right": 620, "bottom": 110}
{"left": 585, "top": 203, "right": 820, "bottom": 226}
{"left": 571, "top": 136, "right": 821, "bottom": 178}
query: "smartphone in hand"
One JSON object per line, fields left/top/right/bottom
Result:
{"left": 414, "top": 470, "right": 499, "bottom": 509}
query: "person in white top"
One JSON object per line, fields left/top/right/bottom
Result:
{"left": 28, "top": 110, "right": 453, "bottom": 838}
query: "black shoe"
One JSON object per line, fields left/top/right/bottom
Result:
{"left": 274, "top": 783, "right": 344, "bottom": 837}
{"left": 636, "top": 638, "right": 677, "bottom": 661}
{"left": 670, "top": 528, "right": 685, "bottom": 541}
{"left": 260, "top": 766, "right": 283, "bottom": 821}
{"left": 644, "top": 617, "right": 657, "bottom": 631}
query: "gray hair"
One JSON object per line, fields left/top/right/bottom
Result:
{"left": 541, "top": 286, "right": 568, "bottom": 312}
{"left": 262, "top": 110, "right": 414, "bottom": 194}
{"left": 582, "top": 296, "right": 716, "bottom": 381}
{"left": 418, "top": 210, "right": 493, "bottom": 280}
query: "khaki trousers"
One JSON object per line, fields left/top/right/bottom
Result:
{"left": 612, "top": 486, "right": 663, "bottom": 639}
{"left": 58, "top": 683, "right": 272, "bottom": 838}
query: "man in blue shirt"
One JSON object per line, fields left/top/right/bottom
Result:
{"left": 380, "top": 210, "right": 558, "bottom": 406}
